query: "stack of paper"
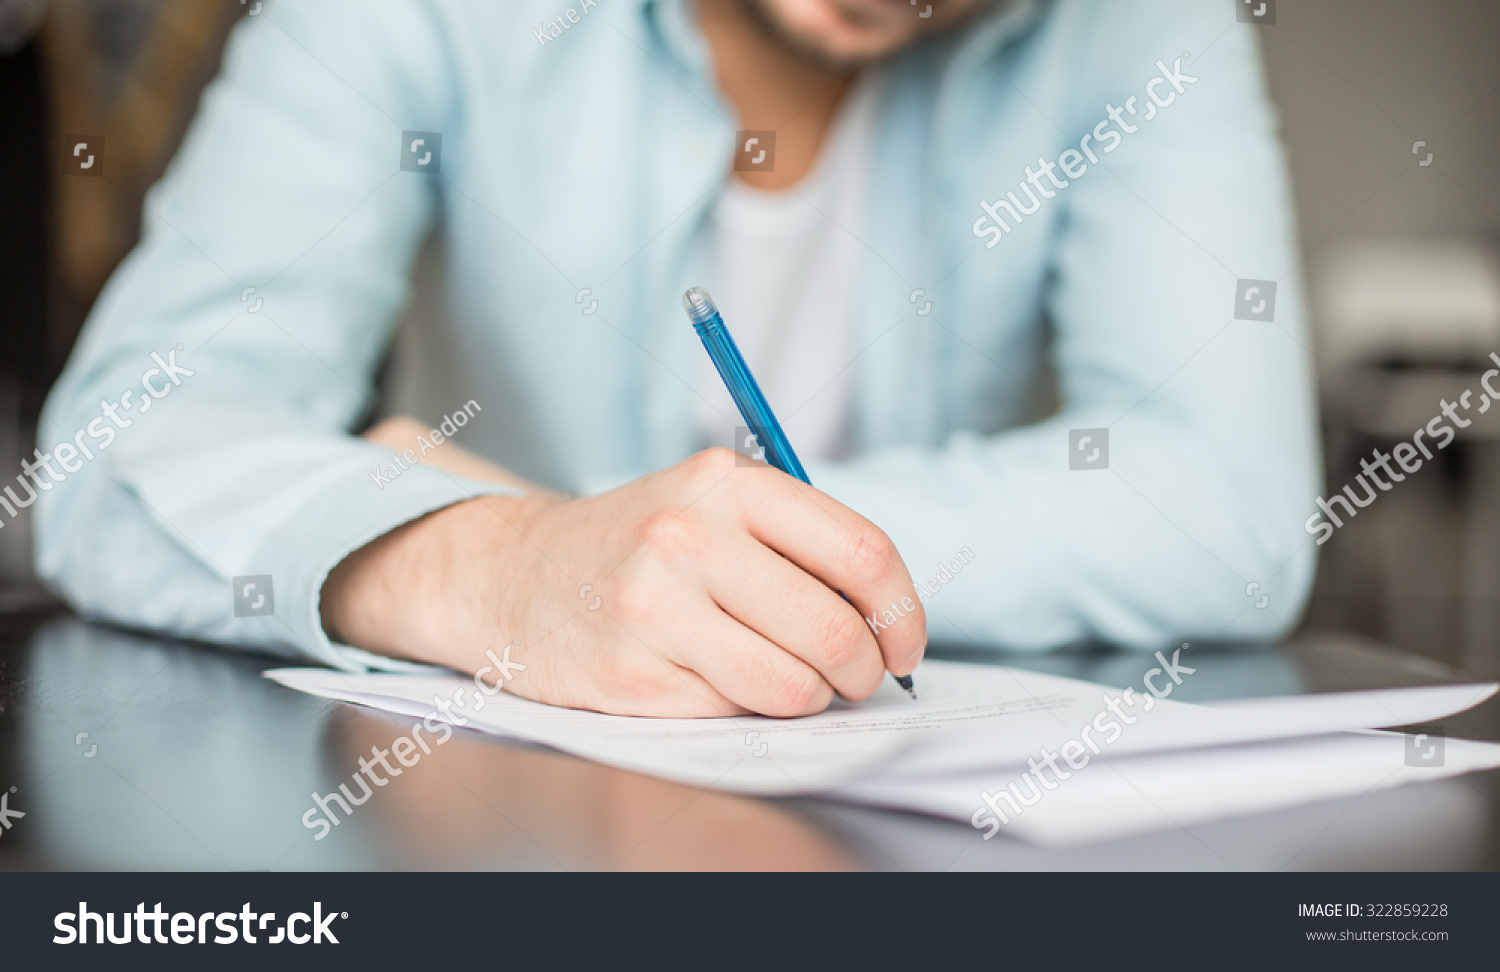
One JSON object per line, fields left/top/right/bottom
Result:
{"left": 267, "top": 660, "right": 1500, "bottom": 847}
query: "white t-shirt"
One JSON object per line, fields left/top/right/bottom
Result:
{"left": 692, "top": 74, "right": 879, "bottom": 462}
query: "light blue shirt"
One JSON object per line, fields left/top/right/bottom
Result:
{"left": 35, "top": 0, "right": 1320, "bottom": 670}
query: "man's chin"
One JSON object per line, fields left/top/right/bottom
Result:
{"left": 741, "top": 0, "right": 989, "bottom": 69}
{"left": 739, "top": 0, "right": 930, "bottom": 68}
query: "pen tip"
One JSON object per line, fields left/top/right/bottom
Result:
{"left": 894, "top": 673, "right": 915, "bottom": 699}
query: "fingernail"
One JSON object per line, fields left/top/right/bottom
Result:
{"left": 899, "top": 644, "right": 925, "bottom": 675}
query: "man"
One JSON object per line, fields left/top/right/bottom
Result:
{"left": 35, "top": 0, "right": 1319, "bottom": 717}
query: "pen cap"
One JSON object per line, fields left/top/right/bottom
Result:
{"left": 682, "top": 287, "right": 719, "bottom": 328}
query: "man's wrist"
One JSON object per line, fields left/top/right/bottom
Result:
{"left": 317, "top": 491, "right": 561, "bottom": 659}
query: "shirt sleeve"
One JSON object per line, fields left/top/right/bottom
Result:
{"left": 33, "top": 0, "right": 514, "bottom": 670}
{"left": 809, "top": 3, "right": 1321, "bottom": 652}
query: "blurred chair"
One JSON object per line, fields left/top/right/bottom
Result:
{"left": 1304, "top": 237, "right": 1500, "bottom": 678}
{"left": 0, "top": 0, "right": 243, "bottom": 609}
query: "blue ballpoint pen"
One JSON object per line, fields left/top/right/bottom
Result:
{"left": 682, "top": 286, "right": 917, "bottom": 699}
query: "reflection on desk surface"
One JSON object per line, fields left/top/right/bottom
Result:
{"left": 0, "top": 615, "right": 1496, "bottom": 871}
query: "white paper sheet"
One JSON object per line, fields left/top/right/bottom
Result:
{"left": 269, "top": 662, "right": 1048, "bottom": 794}
{"left": 835, "top": 731, "right": 1500, "bottom": 847}
{"left": 265, "top": 660, "right": 1500, "bottom": 844}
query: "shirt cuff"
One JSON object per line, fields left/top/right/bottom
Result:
{"left": 248, "top": 460, "right": 521, "bottom": 672}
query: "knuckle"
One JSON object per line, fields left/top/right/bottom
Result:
{"left": 772, "top": 665, "right": 831, "bottom": 716}
{"left": 639, "top": 504, "right": 696, "bottom": 552}
{"left": 609, "top": 571, "right": 662, "bottom": 629}
{"left": 816, "top": 607, "right": 869, "bottom": 671}
{"left": 682, "top": 447, "right": 738, "bottom": 487}
{"left": 636, "top": 509, "right": 702, "bottom": 562}
{"left": 843, "top": 524, "right": 897, "bottom": 586}
{"left": 609, "top": 587, "right": 651, "bottom": 629}
{"left": 603, "top": 561, "right": 652, "bottom": 618}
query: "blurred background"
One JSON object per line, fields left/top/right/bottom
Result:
{"left": 1, "top": 0, "right": 1497, "bottom": 674}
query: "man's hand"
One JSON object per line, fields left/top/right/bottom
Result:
{"left": 322, "top": 435, "right": 926, "bottom": 717}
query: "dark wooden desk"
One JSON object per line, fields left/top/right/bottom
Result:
{"left": 1, "top": 614, "right": 1496, "bottom": 870}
